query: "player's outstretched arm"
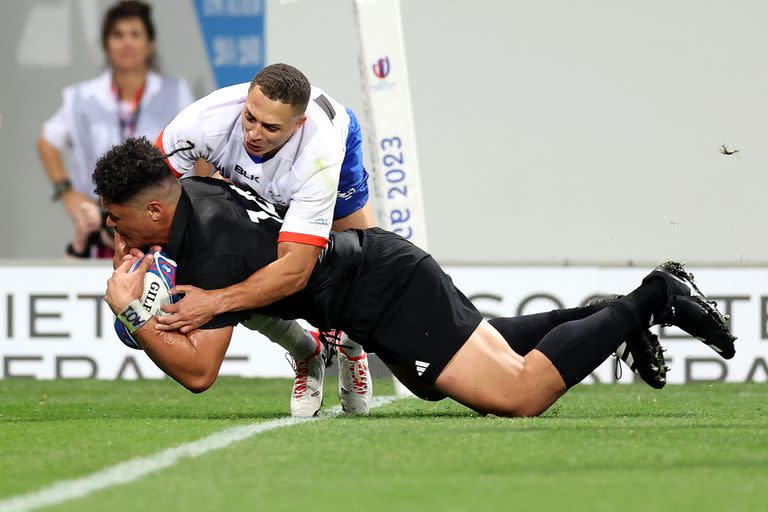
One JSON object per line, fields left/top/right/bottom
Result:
{"left": 106, "top": 254, "right": 233, "bottom": 393}
{"left": 156, "top": 241, "right": 321, "bottom": 333}
{"left": 134, "top": 319, "right": 233, "bottom": 393}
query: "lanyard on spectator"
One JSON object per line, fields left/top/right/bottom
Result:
{"left": 113, "top": 83, "right": 145, "bottom": 141}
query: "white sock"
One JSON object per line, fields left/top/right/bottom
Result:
{"left": 241, "top": 314, "right": 317, "bottom": 361}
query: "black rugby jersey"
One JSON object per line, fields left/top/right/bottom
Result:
{"left": 165, "top": 177, "right": 363, "bottom": 330}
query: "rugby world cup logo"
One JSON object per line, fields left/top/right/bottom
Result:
{"left": 372, "top": 57, "right": 390, "bottom": 79}
{"left": 160, "top": 262, "right": 175, "bottom": 284}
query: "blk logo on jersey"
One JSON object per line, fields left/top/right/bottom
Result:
{"left": 372, "top": 57, "right": 390, "bottom": 79}
{"left": 234, "top": 164, "right": 260, "bottom": 183}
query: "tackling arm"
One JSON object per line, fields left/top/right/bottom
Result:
{"left": 207, "top": 158, "right": 341, "bottom": 313}
{"left": 155, "top": 241, "right": 321, "bottom": 333}
{"left": 217, "top": 241, "right": 321, "bottom": 312}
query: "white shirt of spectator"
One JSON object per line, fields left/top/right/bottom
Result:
{"left": 42, "top": 70, "right": 193, "bottom": 200}
{"left": 157, "top": 83, "right": 351, "bottom": 249}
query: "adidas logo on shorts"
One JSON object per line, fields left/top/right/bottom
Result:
{"left": 415, "top": 360, "right": 430, "bottom": 377}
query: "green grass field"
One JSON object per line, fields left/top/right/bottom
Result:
{"left": 1, "top": 378, "right": 766, "bottom": 512}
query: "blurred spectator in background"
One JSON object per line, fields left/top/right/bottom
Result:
{"left": 37, "top": 0, "right": 193, "bottom": 258}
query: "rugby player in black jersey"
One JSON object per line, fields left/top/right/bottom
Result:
{"left": 96, "top": 138, "right": 736, "bottom": 416}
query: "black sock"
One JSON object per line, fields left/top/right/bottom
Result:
{"left": 489, "top": 304, "right": 608, "bottom": 355}
{"left": 619, "top": 279, "right": 666, "bottom": 326}
{"left": 534, "top": 301, "right": 645, "bottom": 388}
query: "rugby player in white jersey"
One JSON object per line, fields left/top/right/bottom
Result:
{"left": 152, "top": 64, "right": 373, "bottom": 417}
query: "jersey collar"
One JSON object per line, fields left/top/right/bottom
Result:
{"left": 248, "top": 152, "right": 268, "bottom": 164}
{"left": 166, "top": 187, "right": 192, "bottom": 261}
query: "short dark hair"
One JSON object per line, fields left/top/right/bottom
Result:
{"left": 101, "top": 1, "right": 156, "bottom": 49}
{"left": 93, "top": 137, "right": 174, "bottom": 204}
{"left": 249, "top": 63, "right": 311, "bottom": 114}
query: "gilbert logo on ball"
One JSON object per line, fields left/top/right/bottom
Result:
{"left": 114, "top": 253, "right": 178, "bottom": 350}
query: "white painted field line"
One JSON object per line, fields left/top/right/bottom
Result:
{"left": 0, "top": 395, "right": 399, "bottom": 512}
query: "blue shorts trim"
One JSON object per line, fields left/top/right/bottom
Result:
{"left": 335, "top": 108, "right": 370, "bottom": 220}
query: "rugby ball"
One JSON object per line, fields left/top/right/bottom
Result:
{"left": 114, "top": 252, "right": 178, "bottom": 350}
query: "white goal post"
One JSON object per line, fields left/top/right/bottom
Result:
{"left": 353, "top": 0, "right": 428, "bottom": 396}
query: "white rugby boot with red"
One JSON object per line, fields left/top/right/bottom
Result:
{"left": 336, "top": 333, "right": 373, "bottom": 414}
{"left": 289, "top": 331, "right": 327, "bottom": 417}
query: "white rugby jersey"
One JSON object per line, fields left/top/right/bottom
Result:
{"left": 156, "top": 83, "right": 351, "bottom": 249}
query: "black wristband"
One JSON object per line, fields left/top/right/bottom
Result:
{"left": 52, "top": 179, "right": 72, "bottom": 201}
{"left": 66, "top": 242, "right": 90, "bottom": 258}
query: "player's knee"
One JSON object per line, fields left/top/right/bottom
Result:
{"left": 241, "top": 314, "right": 293, "bottom": 344}
{"left": 490, "top": 368, "right": 557, "bottom": 417}
{"left": 477, "top": 349, "right": 566, "bottom": 418}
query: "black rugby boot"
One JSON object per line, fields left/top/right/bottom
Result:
{"left": 589, "top": 295, "right": 669, "bottom": 388}
{"left": 642, "top": 262, "right": 736, "bottom": 359}
{"left": 614, "top": 333, "right": 668, "bottom": 389}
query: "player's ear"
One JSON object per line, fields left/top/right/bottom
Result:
{"left": 294, "top": 115, "right": 307, "bottom": 130}
{"left": 147, "top": 201, "right": 163, "bottom": 221}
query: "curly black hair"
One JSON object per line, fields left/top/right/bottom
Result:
{"left": 249, "top": 63, "right": 310, "bottom": 114}
{"left": 92, "top": 136, "right": 175, "bottom": 204}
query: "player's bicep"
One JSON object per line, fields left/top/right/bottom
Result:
{"left": 276, "top": 242, "right": 323, "bottom": 273}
